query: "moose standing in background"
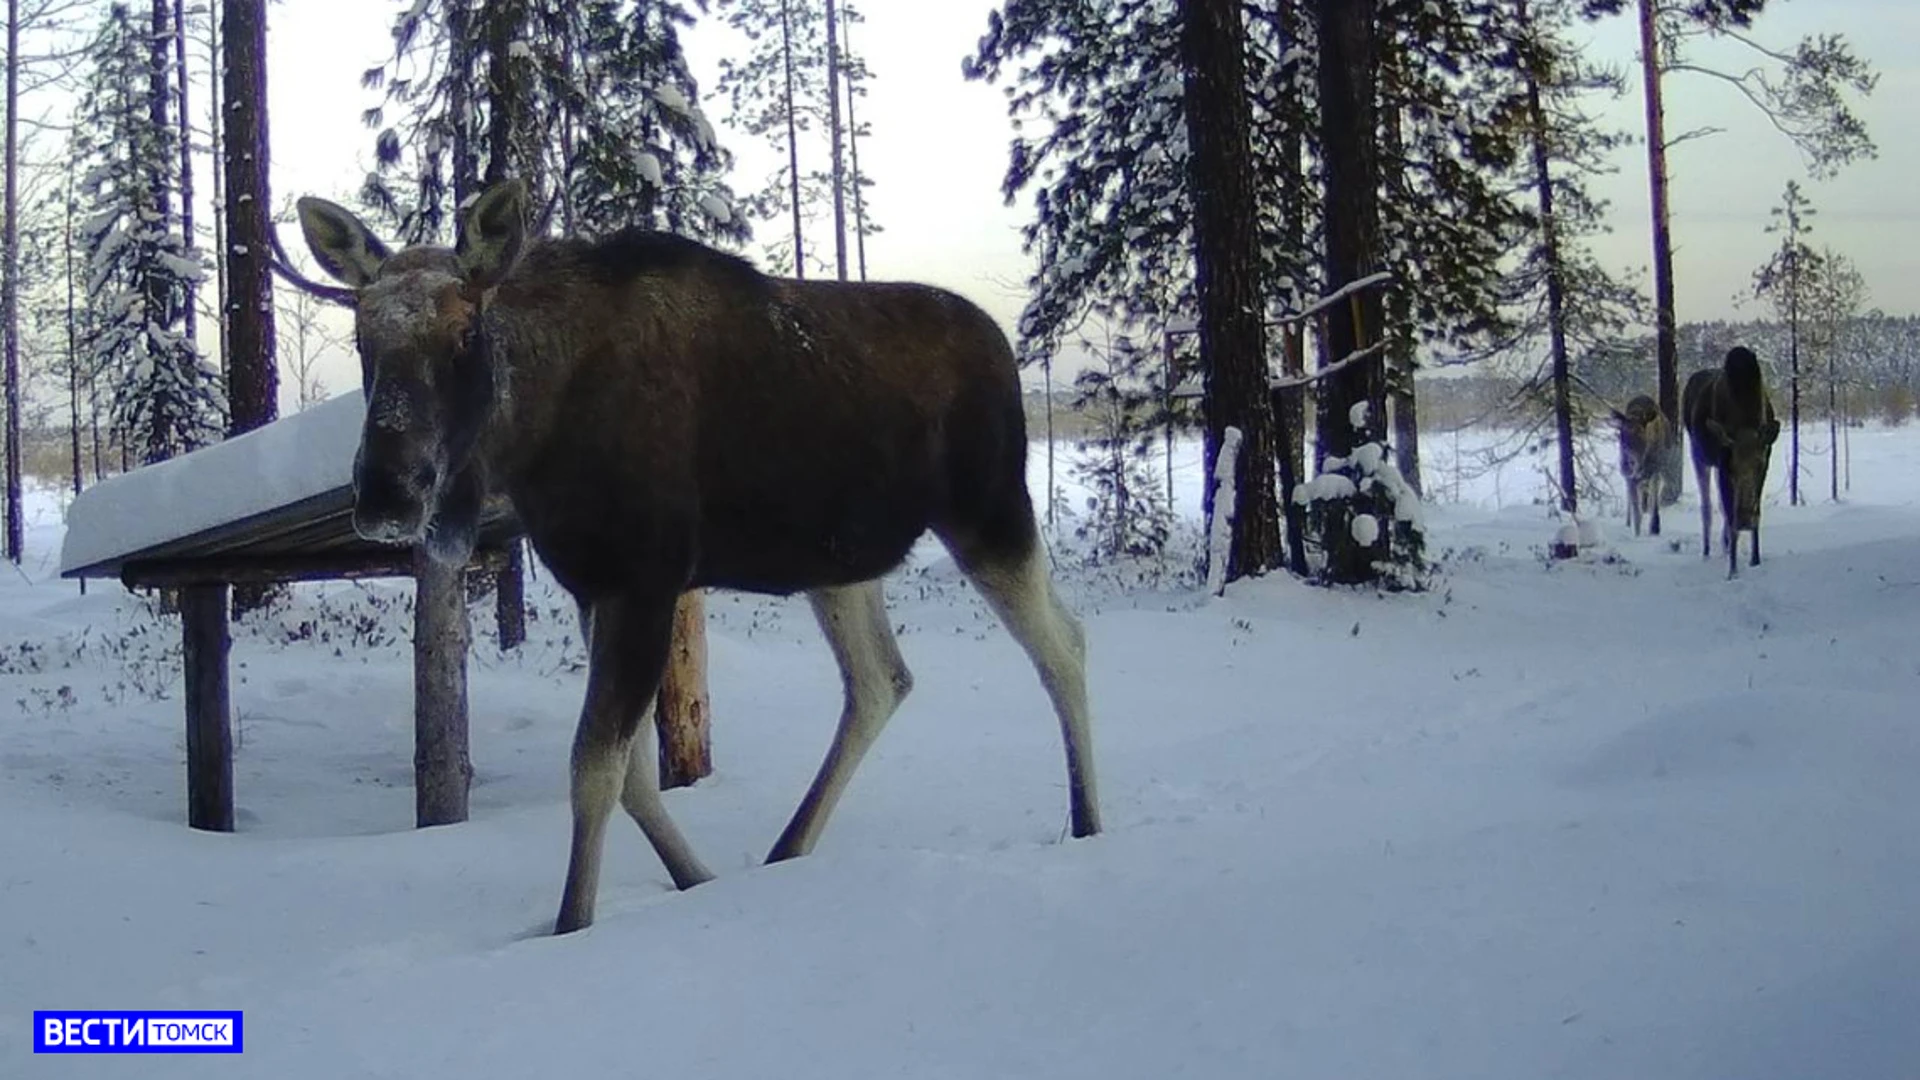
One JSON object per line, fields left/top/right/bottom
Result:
{"left": 1610, "top": 395, "right": 1671, "bottom": 537}
{"left": 1682, "top": 345, "right": 1782, "bottom": 579}
{"left": 295, "top": 178, "right": 1102, "bottom": 935}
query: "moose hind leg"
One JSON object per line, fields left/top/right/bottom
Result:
{"left": 951, "top": 536, "right": 1102, "bottom": 840}
{"left": 767, "top": 581, "right": 914, "bottom": 864}
{"left": 555, "top": 591, "right": 684, "bottom": 935}
{"left": 620, "top": 699, "right": 714, "bottom": 890}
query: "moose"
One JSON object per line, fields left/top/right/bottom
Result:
{"left": 1682, "top": 345, "right": 1781, "bottom": 579}
{"left": 294, "top": 178, "right": 1102, "bottom": 934}
{"left": 1609, "top": 394, "right": 1671, "bottom": 537}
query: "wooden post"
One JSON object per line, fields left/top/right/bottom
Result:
{"left": 413, "top": 551, "right": 472, "bottom": 826}
{"left": 656, "top": 590, "right": 712, "bottom": 789}
{"left": 180, "top": 583, "right": 233, "bottom": 831}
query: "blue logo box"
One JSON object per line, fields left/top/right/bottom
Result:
{"left": 33, "top": 1011, "right": 244, "bottom": 1054}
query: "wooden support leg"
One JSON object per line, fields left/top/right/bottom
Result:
{"left": 656, "top": 590, "right": 713, "bottom": 790}
{"left": 413, "top": 552, "right": 472, "bottom": 826}
{"left": 181, "top": 584, "right": 233, "bottom": 832}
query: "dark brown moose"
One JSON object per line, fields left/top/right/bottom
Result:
{"left": 296, "top": 179, "right": 1102, "bottom": 934}
{"left": 1682, "top": 345, "right": 1781, "bottom": 579}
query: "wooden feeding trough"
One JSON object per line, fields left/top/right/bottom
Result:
{"left": 58, "top": 391, "right": 519, "bottom": 832}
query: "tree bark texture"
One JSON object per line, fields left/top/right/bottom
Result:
{"left": 1636, "top": 0, "right": 1683, "bottom": 505}
{"left": 1521, "top": 0, "right": 1579, "bottom": 514}
{"left": 656, "top": 591, "right": 713, "bottom": 790}
{"left": 1180, "top": 0, "right": 1282, "bottom": 580}
{"left": 1315, "top": 0, "right": 1389, "bottom": 584}
{"left": 413, "top": 553, "right": 472, "bottom": 826}
{"left": 182, "top": 583, "right": 234, "bottom": 831}
{"left": 3, "top": 0, "right": 21, "bottom": 562}
{"left": 222, "top": 0, "right": 276, "bottom": 435}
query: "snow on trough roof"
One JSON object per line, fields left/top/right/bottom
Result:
{"left": 59, "top": 390, "right": 367, "bottom": 576}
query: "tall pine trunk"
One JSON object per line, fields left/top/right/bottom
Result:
{"left": 1787, "top": 252, "right": 1800, "bottom": 504}
{"left": 175, "top": 0, "right": 197, "bottom": 362}
{"left": 1827, "top": 332, "right": 1838, "bottom": 501}
{"left": 3, "top": 0, "right": 20, "bottom": 563}
{"left": 1273, "top": 0, "right": 1308, "bottom": 575}
{"left": 1316, "top": 0, "right": 1388, "bottom": 584}
{"left": 824, "top": 0, "right": 849, "bottom": 279}
{"left": 222, "top": 0, "right": 275, "bottom": 437}
{"left": 142, "top": 0, "right": 175, "bottom": 466}
{"left": 482, "top": 0, "right": 529, "bottom": 650}
{"left": 223, "top": 0, "right": 277, "bottom": 612}
{"left": 780, "top": 0, "right": 806, "bottom": 278}
{"left": 1520, "top": 0, "right": 1577, "bottom": 514}
{"left": 1635, "top": 0, "right": 1683, "bottom": 505}
{"left": 64, "top": 158, "right": 81, "bottom": 504}
{"left": 844, "top": 12, "right": 869, "bottom": 280}
{"left": 1181, "top": 0, "right": 1281, "bottom": 581}
{"left": 206, "top": 7, "right": 228, "bottom": 382}
{"left": 1377, "top": 52, "right": 1420, "bottom": 497}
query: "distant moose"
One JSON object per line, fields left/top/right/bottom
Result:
{"left": 1610, "top": 395, "right": 1671, "bottom": 537}
{"left": 295, "top": 178, "right": 1102, "bottom": 934}
{"left": 1682, "top": 346, "right": 1782, "bottom": 579}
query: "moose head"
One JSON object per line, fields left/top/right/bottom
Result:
{"left": 1702, "top": 413, "right": 1780, "bottom": 531}
{"left": 294, "top": 180, "right": 530, "bottom": 564}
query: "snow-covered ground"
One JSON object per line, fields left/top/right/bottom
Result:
{"left": 3, "top": 424, "right": 1918, "bottom": 1078}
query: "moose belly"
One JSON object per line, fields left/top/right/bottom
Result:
{"left": 692, "top": 477, "right": 936, "bottom": 594}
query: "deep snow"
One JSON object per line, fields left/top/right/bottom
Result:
{"left": 3, "top": 423, "right": 1918, "bottom": 1078}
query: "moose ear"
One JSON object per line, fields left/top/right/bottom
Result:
{"left": 296, "top": 196, "right": 391, "bottom": 289}
{"left": 457, "top": 178, "right": 529, "bottom": 296}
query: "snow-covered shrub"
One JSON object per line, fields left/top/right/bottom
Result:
{"left": 1296, "top": 404, "right": 1429, "bottom": 590}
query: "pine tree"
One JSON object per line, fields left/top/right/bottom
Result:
{"left": 562, "top": 0, "right": 748, "bottom": 242}
{"left": 716, "top": 0, "right": 828, "bottom": 275}
{"left": 1181, "top": 0, "right": 1281, "bottom": 580}
{"left": 1506, "top": 0, "right": 1645, "bottom": 516}
{"left": 4, "top": 0, "right": 21, "bottom": 562}
{"left": 1373, "top": 0, "right": 1538, "bottom": 495}
{"left": 837, "top": 0, "right": 879, "bottom": 277}
{"left": 76, "top": 2, "right": 222, "bottom": 467}
{"left": 968, "top": 0, "right": 1319, "bottom": 575}
{"left": 222, "top": 0, "right": 274, "bottom": 436}
{"left": 967, "top": 0, "right": 1195, "bottom": 361}
{"left": 1310, "top": 0, "right": 1424, "bottom": 587}
{"left": 1749, "top": 179, "right": 1816, "bottom": 506}
{"left": 365, "top": 0, "right": 744, "bottom": 247}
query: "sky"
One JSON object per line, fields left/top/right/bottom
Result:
{"left": 255, "top": 0, "right": 1920, "bottom": 399}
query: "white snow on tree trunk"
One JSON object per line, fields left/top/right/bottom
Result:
{"left": 1205, "top": 426, "right": 1243, "bottom": 598}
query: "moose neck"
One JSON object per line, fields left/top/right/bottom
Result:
{"left": 468, "top": 270, "right": 593, "bottom": 484}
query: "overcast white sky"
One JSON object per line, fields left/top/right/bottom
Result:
{"left": 262, "top": 0, "right": 1919, "bottom": 399}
